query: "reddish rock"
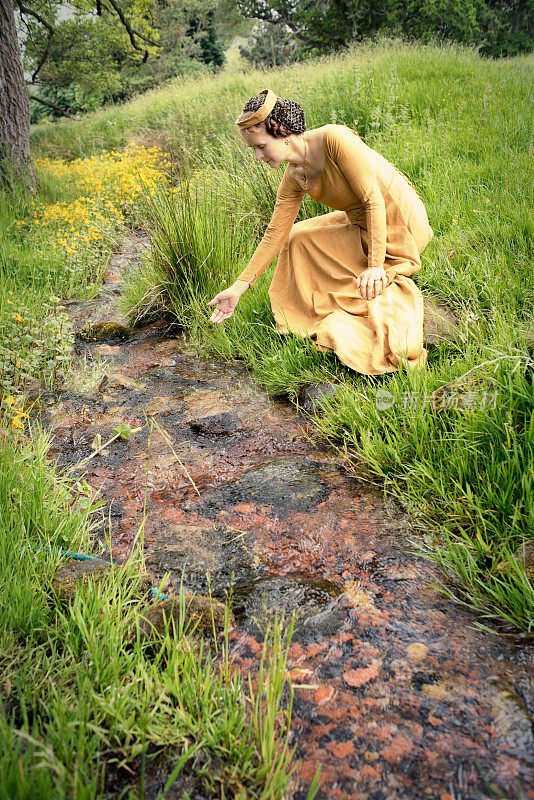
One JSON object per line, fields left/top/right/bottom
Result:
{"left": 103, "top": 269, "right": 121, "bottom": 283}
{"left": 315, "top": 685, "right": 337, "bottom": 707}
{"left": 360, "top": 763, "right": 380, "bottom": 780}
{"left": 326, "top": 740, "right": 355, "bottom": 758}
{"left": 343, "top": 660, "right": 381, "bottom": 688}
{"left": 496, "top": 755, "right": 521, "bottom": 778}
{"left": 381, "top": 734, "right": 415, "bottom": 764}
{"left": 307, "top": 641, "right": 329, "bottom": 657}
{"left": 375, "top": 723, "right": 397, "bottom": 742}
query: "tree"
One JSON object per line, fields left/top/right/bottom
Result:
{"left": 479, "top": 0, "right": 534, "bottom": 55}
{"left": 22, "top": 0, "right": 229, "bottom": 120}
{"left": 0, "top": 0, "right": 34, "bottom": 185}
{"left": 239, "top": 19, "right": 299, "bottom": 67}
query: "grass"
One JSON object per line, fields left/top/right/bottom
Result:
{"left": 114, "top": 39, "right": 534, "bottom": 632}
{"left": 0, "top": 421, "right": 306, "bottom": 799}
{"left": 0, "top": 132, "right": 310, "bottom": 800}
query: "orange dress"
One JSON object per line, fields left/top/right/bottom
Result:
{"left": 236, "top": 124, "right": 434, "bottom": 375}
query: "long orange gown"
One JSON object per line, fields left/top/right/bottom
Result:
{"left": 236, "top": 124, "right": 434, "bottom": 376}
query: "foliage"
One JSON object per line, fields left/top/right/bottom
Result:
{"left": 24, "top": 13, "right": 130, "bottom": 115}
{"left": 0, "top": 143, "right": 169, "bottom": 403}
{"left": 239, "top": 19, "right": 301, "bottom": 68}
{"left": 480, "top": 0, "right": 534, "bottom": 56}
{"left": 235, "top": 0, "right": 533, "bottom": 60}
{"left": 19, "top": 0, "right": 226, "bottom": 121}
{"left": 0, "top": 295, "right": 72, "bottom": 399}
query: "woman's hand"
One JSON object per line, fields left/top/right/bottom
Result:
{"left": 355, "top": 266, "right": 388, "bottom": 300}
{"left": 207, "top": 280, "right": 249, "bottom": 324}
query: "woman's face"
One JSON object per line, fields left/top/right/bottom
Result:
{"left": 240, "top": 126, "right": 288, "bottom": 168}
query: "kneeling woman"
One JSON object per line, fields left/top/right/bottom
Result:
{"left": 208, "top": 89, "right": 433, "bottom": 376}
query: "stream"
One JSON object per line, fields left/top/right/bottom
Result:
{"left": 36, "top": 234, "right": 533, "bottom": 800}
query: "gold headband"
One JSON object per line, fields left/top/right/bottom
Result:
{"left": 235, "top": 89, "right": 277, "bottom": 129}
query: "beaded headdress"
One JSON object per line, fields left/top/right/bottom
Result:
{"left": 235, "top": 88, "right": 306, "bottom": 134}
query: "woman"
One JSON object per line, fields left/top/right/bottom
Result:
{"left": 207, "top": 89, "right": 433, "bottom": 376}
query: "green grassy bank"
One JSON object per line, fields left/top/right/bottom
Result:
{"left": 0, "top": 167, "right": 305, "bottom": 797}
{"left": 110, "top": 39, "right": 533, "bottom": 632}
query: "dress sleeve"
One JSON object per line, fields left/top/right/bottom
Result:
{"left": 326, "top": 127, "right": 387, "bottom": 269}
{"left": 236, "top": 168, "right": 305, "bottom": 287}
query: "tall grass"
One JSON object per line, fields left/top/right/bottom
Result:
{"left": 117, "top": 41, "right": 534, "bottom": 631}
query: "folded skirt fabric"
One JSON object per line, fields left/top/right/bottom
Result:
{"left": 268, "top": 208, "right": 433, "bottom": 376}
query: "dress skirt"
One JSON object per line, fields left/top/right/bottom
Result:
{"left": 268, "top": 206, "right": 433, "bottom": 376}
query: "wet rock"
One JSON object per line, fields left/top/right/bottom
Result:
{"left": 298, "top": 383, "right": 339, "bottom": 414}
{"left": 234, "top": 574, "right": 345, "bottom": 636}
{"left": 147, "top": 524, "right": 222, "bottom": 575}
{"left": 146, "top": 523, "right": 261, "bottom": 602}
{"left": 377, "top": 563, "right": 423, "bottom": 581}
{"left": 94, "top": 344, "right": 122, "bottom": 357}
{"left": 406, "top": 643, "right": 428, "bottom": 663}
{"left": 189, "top": 412, "right": 245, "bottom": 436}
{"left": 490, "top": 680, "right": 534, "bottom": 750}
{"left": 102, "top": 372, "right": 145, "bottom": 392}
{"left": 153, "top": 340, "right": 184, "bottom": 355}
{"left": 63, "top": 288, "right": 126, "bottom": 335}
{"left": 423, "top": 294, "right": 461, "bottom": 346}
{"left": 77, "top": 321, "right": 131, "bottom": 343}
{"left": 137, "top": 595, "right": 230, "bottom": 641}
{"left": 144, "top": 396, "right": 184, "bottom": 416}
{"left": 195, "top": 457, "right": 328, "bottom": 517}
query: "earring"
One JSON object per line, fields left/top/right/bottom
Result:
{"left": 284, "top": 138, "right": 289, "bottom": 146}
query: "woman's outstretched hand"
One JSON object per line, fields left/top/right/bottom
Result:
{"left": 355, "top": 266, "right": 388, "bottom": 300}
{"left": 207, "top": 280, "right": 249, "bottom": 324}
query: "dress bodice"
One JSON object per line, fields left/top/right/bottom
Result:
{"left": 237, "top": 124, "right": 424, "bottom": 287}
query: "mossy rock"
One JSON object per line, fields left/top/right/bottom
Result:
{"left": 136, "top": 595, "right": 232, "bottom": 642}
{"left": 423, "top": 295, "right": 461, "bottom": 346}
{"left": 51, "top": 558, "right": 155, "bottom": 602}
{"left": 51, "top": 558, "right": 112, "bottom": 601}
{"left": 77, "top": 321, "right": 131, "bottom": 343}
{"left": 495, "top": 542, "right": 534, "bottom": 582}
{"left": 430, "top": 370, "right": 493, "bottom": 412}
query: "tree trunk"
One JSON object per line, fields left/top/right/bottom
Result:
{"left": 0, "top": 0, "right": 35, "bottom": 186}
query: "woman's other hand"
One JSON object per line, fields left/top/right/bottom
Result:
{"left": 207, "top": 280, "right": 249, "bottom": 323}
{"left": 355, "top": 267, "right": 388, "bottom": 300}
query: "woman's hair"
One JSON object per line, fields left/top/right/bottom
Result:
{"left": 241, "top": 93, "right": 306, "bottom": 137}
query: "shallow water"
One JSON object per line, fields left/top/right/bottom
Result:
{"left": 39, "top": 287, "right": 534, "bottom": 799}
